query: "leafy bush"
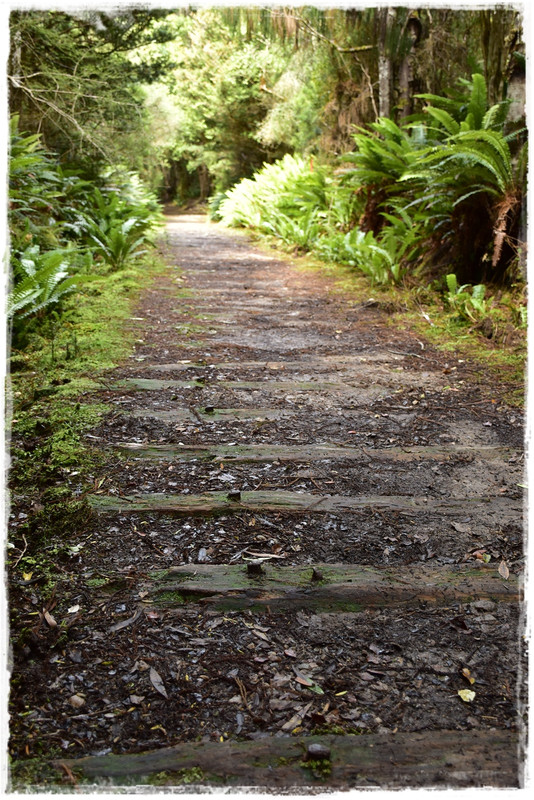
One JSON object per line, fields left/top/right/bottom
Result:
{"left": 8, "top": 246, "right": 95, "bottom": 320}
{"left": 85, "top": 216, "right": 152, "bottom": 270}
{"left": 218, "top": 154, "right": 313, "bottom": 229}
{"left": 339, "top": 118, "right": 427, "bottom": 233}
{"left": 444, "top": 274, "right": 488, "bottom": 322}
{"left": 218, "top": 75, "right": 526, "bottom": 290}
{"left": 8, "top": 115, "right": 163, "bottom": 344}
{"left": 316, "top": 210, "right": 419, "bottom": 286}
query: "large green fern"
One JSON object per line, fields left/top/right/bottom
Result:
{"left": 8, "top": 246, "right": 95, "bottom": 320}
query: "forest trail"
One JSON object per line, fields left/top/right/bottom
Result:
{"left": 19, "top": 211, "right": 524, "bottom": 789}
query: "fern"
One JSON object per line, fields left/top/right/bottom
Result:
{"left": 8, "top": 246, "right": 95, "bottom": 319}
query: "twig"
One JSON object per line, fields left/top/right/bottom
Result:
{"left": 12, "top": 533, "right": 28, "bottom": 569}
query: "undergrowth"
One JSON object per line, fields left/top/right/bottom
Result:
{"left": 6, "top": 250, "right": 169, "bottom": 581}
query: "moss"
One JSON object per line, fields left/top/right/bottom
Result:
{"left": 8, "top": 755, "right": 68, "bottom": 791}
{"left": 85, "top": 577, "right": 110, "bottom": 588}
{"left": 147, "top": 767, "right": 205, "bottom": 786}
{"left": 152, "top": 591, "right": 186, "bottom": 605}
{"left": 299, "top": 758, "right": 332, "bottom": 780}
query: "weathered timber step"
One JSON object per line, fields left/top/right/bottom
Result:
{"left": 115, "top": 442, "right": 515, "bottom": 464}
{"left": 89, "top": 489, "right": 521, "bottom": 517}
{"left": 142, "top": 562, "right": 518, "bottom": 611}
{"left": 128, "top": 407, "right": 292, "bottom": 422}
{"left": 113, "top": 377, "right": 353, "bottom": 391}
{"left": 54, "top": 730, "right": 520, "bottom": 788}
{"left": 141, "top": 354, "right": 406, "bottom": 371}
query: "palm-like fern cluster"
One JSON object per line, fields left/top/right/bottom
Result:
{"left": 219, "top": 74, "right": 526, "bottom": 290}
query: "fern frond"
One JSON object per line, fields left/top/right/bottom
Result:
{"left": 467, "top": 73, "right": 487, "bottom": 130}
{"left": 424, "top": 107, "right": 460, "bottom": 136}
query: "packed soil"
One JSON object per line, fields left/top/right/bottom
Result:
{"left": 8, "top": 210, "right": 526, "bottom": 790}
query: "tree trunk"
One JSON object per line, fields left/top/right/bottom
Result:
{"left": 398, "top": 17, "right": 422, "bottom": 119}
{"left": 378, "top": 8, "right": 395, "bottom": 117}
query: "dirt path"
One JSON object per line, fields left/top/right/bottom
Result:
{"left": 11, "top": 211, "right": 525, "bottom": 789}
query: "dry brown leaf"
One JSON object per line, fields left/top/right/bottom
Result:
{"left": 498, "top": 560, "right": 510, "bottom": 580}
{"left": 44, "top": 610, "right": 57, "bottom": 628}
{"left": 68, "top": 694, "right": 85, "bottom": 708}
{"left": 150, "top": 667, "right": 168, "bottom": 698}
{"left": 280, "top": 701, "right": 312, "bottom": 731}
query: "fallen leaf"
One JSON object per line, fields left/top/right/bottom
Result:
{"left": 295, "top": 674, "right": 324, "bottom": 694}
{"left": 451, "top": 522, "right": 470, "bottom": 533}
{"left": 284, "top": 648, "right": 297, "bottom": 658}
{"left": 44, "top": 611, "right": 57, "bottom": 628}
{"left": 498, "top": 560, "right": 510, "bottom": 580}
{"left": 458, "top": 689, "right": 476, "bottom": 703}
{"left": 129, "top": 695, "right": 145, "bottom": 705}
{"left": 68, "top": 694, "right": 85, "bottom": 708}
{"left": 109, "top": 608, "right": 142, "bottom": 633}
{"left": 280, "top": 701, "right": 312, "bottom": 731}
{"left": 295, "top": 675, "right": 313, "bottom": 687}
{"left": 67, "top": 604, "right": 80, "bottom": 614}
{"left": 22, "top": 571, "right": 33, "bottom": 581}
{"left": 461, "top": 668, "right": 475, "bottom": 685}
{"left": 150, "top": 667, "right": 168, "bottom": 698}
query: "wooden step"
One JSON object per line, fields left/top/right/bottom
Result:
{"left": 138, "top": 353, "right": 405, "bottom": 371}
{"left": 141, "top": 561, "right": 519, "bottom": 611}
{"left": 89, "top": 489, "right": 521, "bottom": 518}
{"left": 115, "top": 441, "right": 516, "bottom": 464}
{"left": 113, "top": 377, "right": 355, "bottom": 392}
{"left": 128, "top": 407, "right": 293, "bottom": 422}
{"left": 53, "top": 730, "right": 520, "bottom": 788}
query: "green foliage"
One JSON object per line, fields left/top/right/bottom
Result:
{"left": 342, "top": 118, "right": 426, "bottom": 187}
{"left": 417, "top": 74, "right": 513, "bottom": 139}
{"left": 86, "top": 216, "right": 152, "bottom": 270}
{"left": 220, "top": 72, "right": 525, "bottom": 288}
{"left": 219, "top": 154, "right": 314, "bottom": 230}
{"left": 8, "top": 246, "right": 95, "bottom": 320}
{"left": 316, "top": 218, "right": 415, "bottom": 287}
{"left": 339, "top": 119, "right": 427, "bottom": 233}
{"left": 444, "top": 274, "right": 488, "bottom": 321}
{"left": 8, "top": 116, "right": 162, "bottom": 344}
{"left": 9, "top": 9, "right": 176, "bottom": 166}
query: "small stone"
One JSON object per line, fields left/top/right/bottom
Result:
{"left": 306, "top": 743, "right": 331, "bottom": 761}
{"left": 247, "top": 560, "right": 265, "bottom": 577}
{"left": 471, "top": 598, "right": 496, "bottom": 612}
